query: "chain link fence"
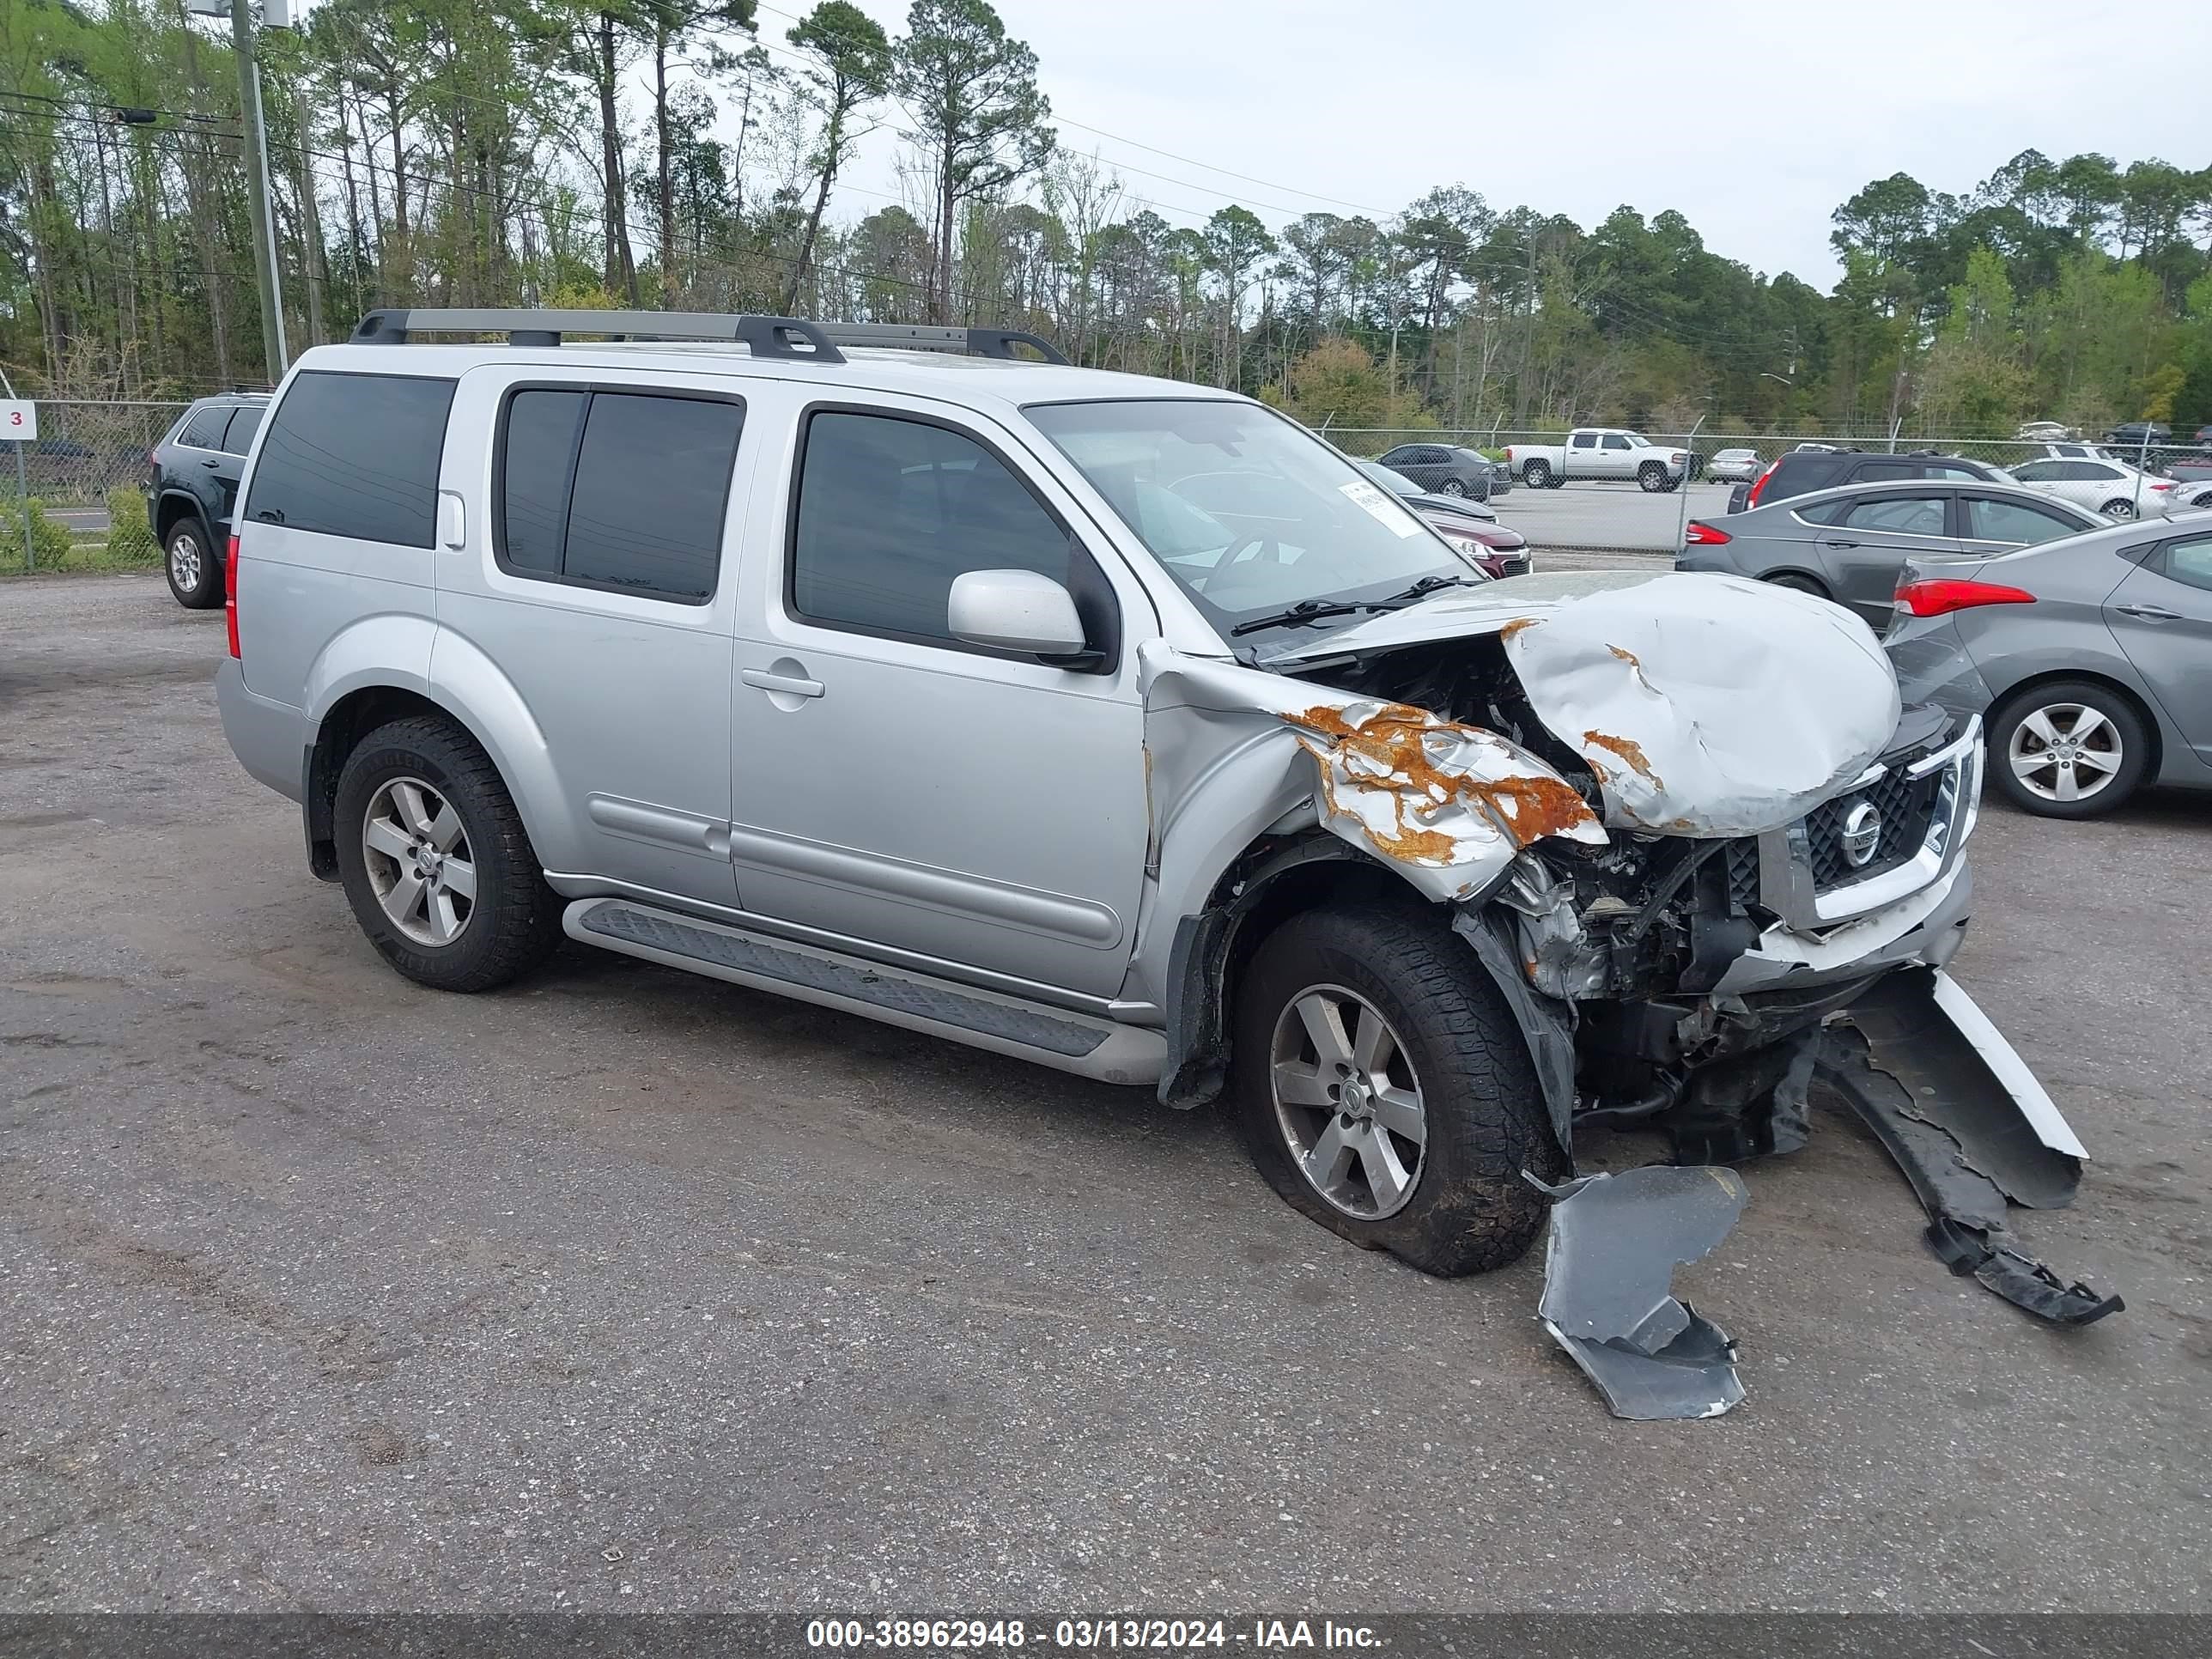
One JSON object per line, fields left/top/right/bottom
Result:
{"left": 3, "top": 401, "right": 189, "bottom": 574}
{"left": 1324, "top": 423, "right": 2201, "bottom": 473}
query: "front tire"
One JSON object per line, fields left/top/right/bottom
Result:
{"left": 1988, "top": 680, "right": 2149, "bottom": 818}
{"left": 164, "top": 518, "right": 222, "bottom": 609}
{"left": 333, "top": 716, "right": 562, "bottom": 991}
{"left": 1233, "top": 906, "right": 1562, "bottom": 1278}
{"left": 1522, "top": 460, "right": 1552, "bottom": 489}
{"left": 1437, "top": 477, "right": 1468, "bottom": 497}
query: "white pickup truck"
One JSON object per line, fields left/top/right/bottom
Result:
{"left": 1505, "top": 428, "right": 1689, "bottom": 492}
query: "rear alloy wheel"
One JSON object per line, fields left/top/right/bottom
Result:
{"left": 1638, "top": 462, "right": 1668, "bottom": 492}
{"left": 2100, "top": 498, "right": 2139, "bottom": 520}
{"left": 1522, "top": 460, "right": 1552, "bottom": 489}
{"left": 1437, "top": 477, "right": 1469, "bottom": 497}
{"left": 1234, "top": 905, "right": 1561, "bottom": 1277}
{"left": 164, "top": 519, "right": 223, "bottom": 609}
{"left": 1990, "top": 682, "right": 2149, "bottom": 818}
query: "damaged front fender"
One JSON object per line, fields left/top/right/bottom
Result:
{"left": 1138, "top": 644, "right": 1606, "bottom": 908}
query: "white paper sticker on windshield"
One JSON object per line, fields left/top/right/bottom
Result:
{"left": 1339, "top": 478, "right": 1424, "bottom": 538}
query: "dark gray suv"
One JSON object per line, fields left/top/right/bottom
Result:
{"left": 148, "top": 392, "right": 268, "bottom": 607}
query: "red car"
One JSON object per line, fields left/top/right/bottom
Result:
{"left": 1357, "top": 461, "right": 1532, "bottom": 579}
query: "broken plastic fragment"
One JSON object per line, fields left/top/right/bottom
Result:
{"left": 1528, "top": 1164, "right": 1749, "bottom": 1420}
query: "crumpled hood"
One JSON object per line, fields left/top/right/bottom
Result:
{"left": 1261, "top": 570, "right": 1902, "bottom": 837}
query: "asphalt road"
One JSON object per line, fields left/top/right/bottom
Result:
{"left": 1494, "top": 479, "right": 1735, "bottom": 554}
{"left": 3, "top": 573, "right": 2209, "bottom": 1613}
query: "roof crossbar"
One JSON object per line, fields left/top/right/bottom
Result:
{"left": 347, "top": 308, "right": 846, "bottom": 362}
{"left": 346, "top": 310, "right": 1072, "bottom": 366}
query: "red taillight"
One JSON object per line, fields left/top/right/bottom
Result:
{"left": 1744, "top": 463, "right": 1777, "bottom": 507}
{"left": 1683, "top": 520, "right": 1731, "bottom": 545}
{"left": 2150, "top": 482, "right": 2175, "bottom": 492}
{"left": 225, "top": 534, "right": 240, "bottom": 659}
{"left": 1893, "top": 577, "right": 2036, "bottom": 618}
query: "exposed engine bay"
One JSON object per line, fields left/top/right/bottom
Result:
{"left": 1137, "top": 570, "right": 2120, "bottom": 1415}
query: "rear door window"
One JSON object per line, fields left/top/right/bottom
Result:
{"left": 494, "top": 386, "right": 743, "bottom": 603}
{"left": 246, "top": 371, "right": 457, "bottom": 547}
{"left": 1838, "top": 495, "right": 1948, "bottom": 536}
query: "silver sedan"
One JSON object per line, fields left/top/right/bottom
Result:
{"left": 1678, "top": 477, "right": 2106, "bottom": 629}
{"left": 1886, "top": 512, "right": 2212, "bottom": 817}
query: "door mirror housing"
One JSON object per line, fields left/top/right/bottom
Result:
{"left": 947, "top": 568, "right": 1091, "bottom": 659}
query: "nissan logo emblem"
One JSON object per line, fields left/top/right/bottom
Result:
{"left": 1840, "top": 800, "right": 1882, "bottom": 869}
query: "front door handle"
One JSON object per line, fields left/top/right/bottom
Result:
{"left": 2114, "top": 602, "right": 2181, "bottom": 622}
{"left": 741, "top": 666, "right": 825, "bottom": 699}
{"left": 1821, "top": 538, "right": 1859, "bottom": 549}
{"left": 200, "top": 459, "right": 222, "bottom": 469}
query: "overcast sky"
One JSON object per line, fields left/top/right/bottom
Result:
{"left": 770, "top": 0, "right": 2212, "bottom": 293}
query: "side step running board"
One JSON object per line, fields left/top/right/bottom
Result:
{"left": 564, "top": 898, "right": 1166, "bottom": 1085}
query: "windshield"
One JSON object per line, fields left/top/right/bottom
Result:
{"left": 1025, "top": 400, "right": 1467, "bottom": 636}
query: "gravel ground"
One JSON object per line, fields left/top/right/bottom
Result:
{"left": 2, "top": 572, "right": 2208, "bottom": 1613}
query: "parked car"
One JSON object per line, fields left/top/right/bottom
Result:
{"left": 2102, "top": 422, "right": 2171, "bottom": 451}
{"left": 2017, "top": 441, "right": 2124, "bottom": 464}
{"left": 1706, "top": 447, "right": 1762, "bottom": 483}
{"left": 210, "top": 306, "right": 2096, "bottom": 1316}
{"left": 2001, "top": 456, "right": 2178, "bottom": 521}
{"left": 1356, "top": 460, "right": 1531, "bottom": 579}
{"left": 2161, "top": 457, "right": 2212, "bottom": 510}
{"left": 1887, "top": 513, "right": 2212, "bottom": 818}
{"left": 2014, "top": 421, "right": 2079, "bottom": 442}
{"left": 1678, "top": 478, "right": 2105, "bottom": 628}
{"left": 1726, "top": 448, "right": 2008, "bottom": 515}
{"left": 146, "top": 392, "right": 269, "bottom": 607}
{"left": 1371, "top": 442, "right": 1508, "bottom": 499}
{"left": 1503, "top": 428, "right": 1688, "bottom": 491}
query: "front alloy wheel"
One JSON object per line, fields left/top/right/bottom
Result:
{"left": 362, "top": 776, "right": 477, "bottom": 945}
{"left": 1437, "top": 477, "right": 1468, "bottom": 497}
{"left": 1270, "top": 985, "right": 1427, "bottom": 1220}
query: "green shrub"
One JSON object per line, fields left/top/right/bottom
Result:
{"left": 104, "top": 486, "right": 159, "bottom": 564}
{"left": 0, "top": 497, "right": 76, "bottom": 569}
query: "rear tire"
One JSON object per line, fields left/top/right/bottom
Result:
{"left": 2100, "top": 498, "right": 2139, "bottom": 520}
{"left": 164, "top": 518, "right": 222, "bottom": 609}
{"left": 1988, "top": 679, "right": 2150, "bottom": 819}
{"left": 333, "top": 716, "right": 562, "bottom": 992}
{"left": 1638, "top": 462, "right": 1668, "bottom": 493}
{"left": 1763, "top": 571, "right": 1830, "bottom": 598}
{"left": 1522, "top": 460, "right": 1552, "bottom": 489}
{"left": 1233, "top": 905, "right": 1562, "bottom": 1278}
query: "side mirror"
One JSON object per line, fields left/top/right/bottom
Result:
{"left": 947, "top": 568, "right": 1090, "bottom": 659}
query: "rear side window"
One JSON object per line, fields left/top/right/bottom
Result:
{"left": 1838, "top": 495, "right": 1948, "bottom": 536}
{"left": 179, "top": 405, "right": 230, "bottom": 450}
{"left": 246, "top": 372, "right": 455, "bottom": 547}
{"left": 495, "top": 386, "right": 742, "bottom": 603}
{"left": 788, "top": 410, "right": 1087, "bottom": 647}
{"left": 1964, "top": 497, "right": 2081, "bottom": 544}
{"left": 222, "top": 406, "right": 264, "bottom": 455}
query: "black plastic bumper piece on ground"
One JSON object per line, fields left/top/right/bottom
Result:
{"left": 1820, "top": 968, "right": 2123, "bottom": 1326}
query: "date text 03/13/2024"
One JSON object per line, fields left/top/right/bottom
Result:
{"left": 805, "top": 1619, "right": 1385, "bottom": 1650}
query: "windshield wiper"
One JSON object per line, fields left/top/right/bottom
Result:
{"left": 1227, "top": 574, "right": 1486, "bottom": 639}
{"left": 1379, "top": 573, "right": 1485, "bottom": 605}
{"left": 1228, "top": 599, "right": 1376, "bottom": 637}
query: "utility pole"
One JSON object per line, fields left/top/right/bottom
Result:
{"left": 231, "top": 0, "right": 288, "bottom": 380}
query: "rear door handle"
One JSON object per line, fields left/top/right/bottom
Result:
{"left": 1821, "top": 538, "right": 1859, "bottom": 549}
{"left": 2114, "top": 603, "right": 2181, "bottom": 622}
{"left": 200, "top": 459, "right": 222, "bottom": 469}
{"left": 741, "top": 667, "right": 824, "bottom": 699}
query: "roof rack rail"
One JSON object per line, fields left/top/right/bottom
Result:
{"left": 347, "top": 308, "right": 846, "bottom": 362}
{"left": 810, "top": 323, "right": 1070, "bottom": 364}
{"left": 346, "top": 310, "right": 1072, "bottom": 367}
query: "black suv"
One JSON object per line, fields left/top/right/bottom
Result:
{"left": 1375, "top": 442, "right": 1510, "bottom": 499}
{"left": 148, "top": 392, "right": 268, "bottom": 607}
{"left": 1725, "top": 448, "right": 2005, "bottom": 515}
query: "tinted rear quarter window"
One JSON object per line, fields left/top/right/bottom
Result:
{"left": 246, "top": 371, "right": 456, "bottom": 547}
{"left": 179, "top": 405, "right": 230, "bottom": 450}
